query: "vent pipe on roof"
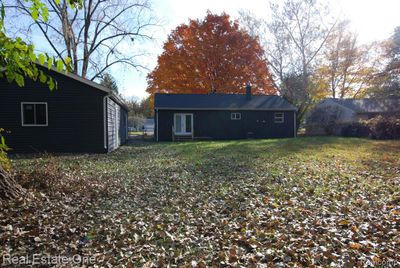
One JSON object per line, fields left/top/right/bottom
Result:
{"left": 246, "top": 83, "right": 252, "bottom": 100}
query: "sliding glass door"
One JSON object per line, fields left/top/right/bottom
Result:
{"left": 174, "top": 113, "right": 193, "bottom": 135}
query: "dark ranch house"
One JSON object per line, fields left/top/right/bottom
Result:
{"left": 0, "top": 66, "right": 128, "bottom": 153}
{"left": 154, "top": 87, "right": 297, "bottom": 141}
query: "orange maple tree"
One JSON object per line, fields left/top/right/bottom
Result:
{"left": 147, "top": 12, "right": 277, "bottom": 99}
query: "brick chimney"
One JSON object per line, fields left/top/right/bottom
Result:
{"left": 246, "top": 83, "right": 252, "bottom": 100}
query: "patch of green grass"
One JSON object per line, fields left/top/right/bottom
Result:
{"left": 128, "top": 131, "right": 143, "bottom": 135}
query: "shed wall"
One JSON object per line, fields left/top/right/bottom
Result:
{"left": 106, "top": 98, "right": 128, "bottom": 151}
{"left": 0, "top": 72, "right": 107, "bottom": 153}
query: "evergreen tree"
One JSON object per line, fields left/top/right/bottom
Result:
{"left": 101, "top": 73, "right": 119, "bottom": 94}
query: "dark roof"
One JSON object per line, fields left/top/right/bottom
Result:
{"left": 2, "top": 63, "right": 129, "bottom": 110}
{"left": 154, "top": 93, "right": 297, "bottom": 111}
{"left": 329, "top": 98, "right": 400, "bottom": 113}
{"left": 38, "top": 64, "right": 129, "bottom": 110}
{"left": 35, "top": 63, "right": 110, "bottom": 93}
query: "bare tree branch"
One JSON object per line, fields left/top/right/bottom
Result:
{"left": 239, "top": 0, "right": 338, "bottom": 127}
{"left": 5, "top": 0, "right": 159, "bottom": 80}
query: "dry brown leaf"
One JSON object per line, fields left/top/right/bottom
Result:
{"left": 338, "top": 219, "right": 351, "bottom": 226}
{"left": 349, "top": 242, "right": 362, "bottom": 250}
{"left": 351, "top": 225, "right": 359, "bottom": 233}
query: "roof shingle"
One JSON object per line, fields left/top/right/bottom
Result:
{"left": 154, "top": 93, "right": 297, "bottom": 111}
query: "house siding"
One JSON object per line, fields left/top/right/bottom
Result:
{"left": 156, "top": 110, "right": 296, "bottom": 141}
{"left": 0, "top": 70, "right": 108, "bottom": 153}
{"left": 106, "top": 97, "right": 128, "bottom": 152}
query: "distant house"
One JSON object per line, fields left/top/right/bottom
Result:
{"left": 154, "top": 87, "right": 297, "bottom": 141}
{"left": 306, "top": 98, "right": 400, "bottom": 135}
{"left": 143, "top": 118, "right": 154, "bottom": 136}
{"left": 0, "top": 66, "right": 128, "bottom": 153}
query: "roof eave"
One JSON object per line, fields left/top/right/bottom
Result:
{"left": 36, "top": 62, "right": 111, "bottom": 94}
{"left": 109, "top": 92, "right": 129, "bottom": 111}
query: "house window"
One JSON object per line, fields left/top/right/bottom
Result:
{"left": 21, "top": 102, "right": 48, "bottom": 126}
{"left": 274, "top": 112, "right": 284, "bottom": 123}
{"left": 231, "top": 112, "right": 241, "bottom": 120}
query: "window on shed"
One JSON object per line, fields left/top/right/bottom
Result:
{"left": 22, "top": 104, "right": 35, "bottom": 125}
{"left": 35, "top": 104, "right": 47, "bottom": 124}
{"left": 231, "top": 112, "right": 241, "bottom": 120}
{"left": 274, "top": 112, "right": 284, "bottom": 123}
{"left": 21, "top": 103, "right": 48, "bottom": 126}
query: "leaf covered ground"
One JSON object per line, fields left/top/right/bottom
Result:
{"left": 1, "top": 137, "right": 400, "bottom": 267}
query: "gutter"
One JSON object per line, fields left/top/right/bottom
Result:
{"left": 108, "top": 91, "right": 129, "bottom": 111}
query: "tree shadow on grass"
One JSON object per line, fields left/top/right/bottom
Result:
{"left": 165, "top": 136, "right": 369, "bottom": 162}
{"left": 148, "top": 136, "right": 370, "bottom": 181}
{"left": 10, "top": 137, "right": 384, "bottom": 178}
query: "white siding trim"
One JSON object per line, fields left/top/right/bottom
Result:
{"left": 106, "top": 98, "right": 123, "bottom": 152}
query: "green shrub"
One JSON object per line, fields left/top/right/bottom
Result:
{"left": 0, "top": 129, "right": 11, "bottom": 171}
{"left": 341, "top": 122, "right": 370, "bottom": 138}
{"left": 366, "top": 115, "right": 400, "bottom": 140}
{"left": 339, "top": 116, "right": 400, "bottom": 139}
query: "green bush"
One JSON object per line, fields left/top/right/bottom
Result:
{"left": 0, "top": 129, "right": 11, "bottom": 171}
{"left": 366, "top": 115, "right": 400, "bottom": 140}
{"left": 339, "top": 116, "right": 400, "bottom": 139}
{"left": 341, "top": 122, "right": 370, "bottom": 138}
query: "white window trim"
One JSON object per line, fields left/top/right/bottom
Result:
{"left": 231, "top": 112, "right": 241, "bottom": 120}
{"left": 274, "top": 112, "right": 284, "bottom": 123}
{"left": 173, "top": 113, "right": 193, "bottom": 135}
{"left": 21, "top": 102, "right": 48, "bottom": 127}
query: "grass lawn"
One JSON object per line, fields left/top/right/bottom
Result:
{"left": 2, "top": 137, "right": 400, "bottom": 267}
{"left": 128, "top": 131, "right": 144, "bottom": 135}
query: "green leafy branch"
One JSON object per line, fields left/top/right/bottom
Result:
{"left": 0, "top": 128, "right": 10, "bottom": 170}
{"left": 0, "top": 0, "right": 77, "bottom": 90}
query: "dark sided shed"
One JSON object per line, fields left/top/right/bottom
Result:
{"left": 0, "top": 66, "right": 128, "bottom": 153}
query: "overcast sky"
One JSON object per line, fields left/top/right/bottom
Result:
{"left": 98, "top": 0, "right": 400, "bottom": 99}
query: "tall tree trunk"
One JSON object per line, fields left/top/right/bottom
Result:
{"left": 0, "top": 166, "right": 25, "bottom": 200}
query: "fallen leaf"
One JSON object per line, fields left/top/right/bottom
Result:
{"left": 349, "top": 242, "right": 362, "bottom": 250}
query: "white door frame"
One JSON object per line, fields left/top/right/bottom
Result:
{"left": 174, "top": 113, "right": 193, "bottom": 135}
